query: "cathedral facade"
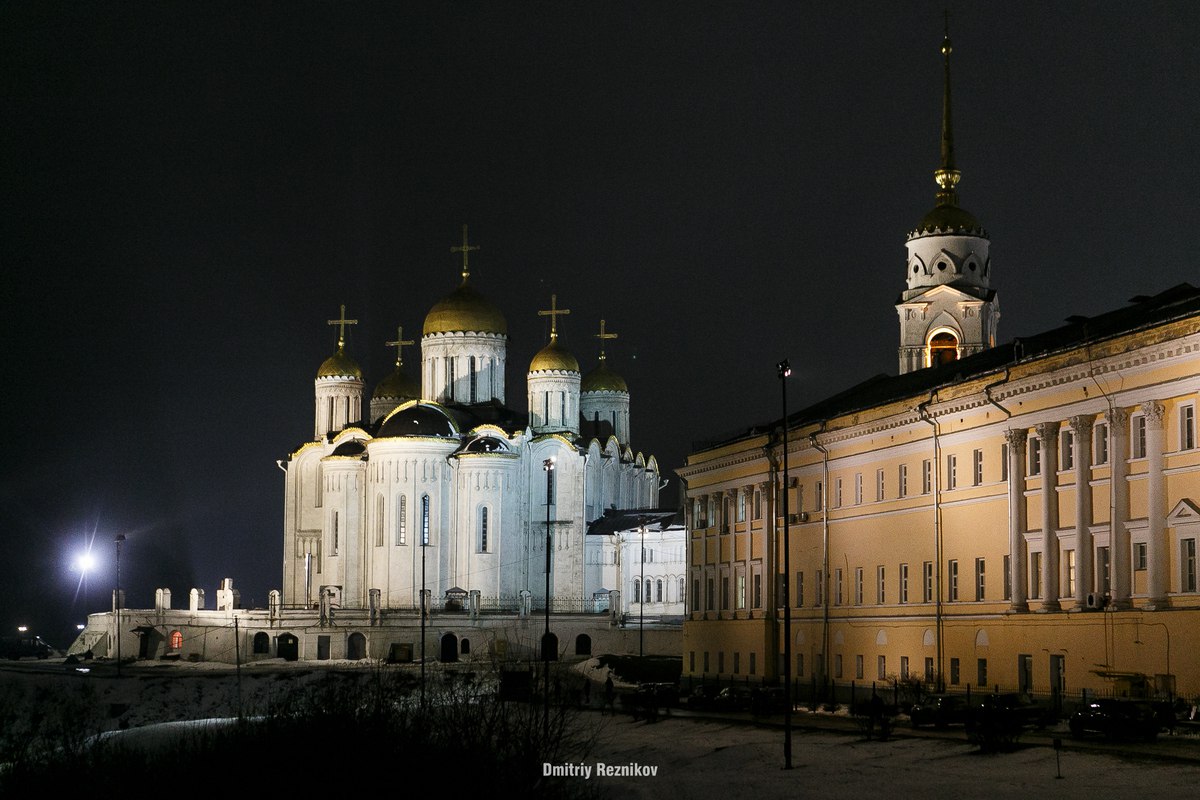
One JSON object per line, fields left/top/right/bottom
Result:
{"left": 678, "top": 31, "right": 1200, "bottom": 702}
{"left": 281, "top": 238, "right": 662, "bottom": 620}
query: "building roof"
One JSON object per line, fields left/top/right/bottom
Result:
{"left": 706, "top": 283, "right": 1200, "bottom": 450}
{"left": 586, "top": 507, "right": 683, "bottom": 536}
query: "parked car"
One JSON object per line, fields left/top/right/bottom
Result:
{"left": 1069, "top": 699, "right": 1160, "bottom": 741}
{"left": 752, "top": 686, "right": 791, "bottom": 716}
{"left": 686, "top": 684, "right": 722, "bottom": 711}
{"left": 711, "top": 685, "right": 755, "bottom": 713}
{"left": 978, "top": 692, "right": 1050, "bottom": 730}
{"left": 909, "top": 693, "right": 970, "bottom": 728}
{"left": 0, "top": 634, "right": 52, "bottom": 660}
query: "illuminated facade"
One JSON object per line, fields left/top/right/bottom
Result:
{"left": 678, "top": 31, "right": 1200, "bottom": 701}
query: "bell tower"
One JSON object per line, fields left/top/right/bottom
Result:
{"left": 897, "top": 23, "right": 999, "bottom": 374}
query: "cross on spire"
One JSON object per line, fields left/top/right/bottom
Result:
{"left": 327, "top": 304, "right": 358, "bottom": 349}
{"left": 450, "top": 224, "right": 480, "bottom": 282}
{"left": 595, "top": 318, "right": 618, "bottom": 362}
{"left": 385, "top": 325, "right": 414, "bottom": 367}
{"left": 538, "top": 293, "right": 571, "bottom": 341}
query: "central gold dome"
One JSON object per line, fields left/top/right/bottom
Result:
{"left": 423, "top": 282, "right": 507, "bottom": 336}
{"left": 529, "top": 338, "right": 579, "bottom": 373}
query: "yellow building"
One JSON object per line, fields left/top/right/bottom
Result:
{"left": 678, "top": 31, "right": 1200, "bottom": 705}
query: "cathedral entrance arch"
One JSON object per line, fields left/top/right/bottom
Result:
{"left": 440, "top": 632, "right": 459, "bottom": 662}
{"left": 347, "top": 632, "right": 367, "bottom": 660}
{"left": 574, "top": 633, "right": 592, "bottom": 656}
{"left": 277, "top": 633, "right": 299, "bottom": 661}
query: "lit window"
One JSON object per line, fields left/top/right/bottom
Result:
{"left": 1132, "top": 414, "right": 1147, "bottom": 459}
{"left": 1094, "top": 423, "right": 1109, "bottom": 464}
{"left": 1181, "top": 405, "right": 1196, "bottom": 451}
{"left": 169, "top": 630, "right": 183, "bottom": 650}
{"left": 928, "top": 331, "right": 959, "bottom": 367}
{"left": 947, "top": 455, "right": 957, "bottom": 490}
{"left": 973, "top": 449, "right": 983, "bottom": 485}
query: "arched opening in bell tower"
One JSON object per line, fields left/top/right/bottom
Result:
{"left": 927, "top": 329, "right": 960, "bottom": 368}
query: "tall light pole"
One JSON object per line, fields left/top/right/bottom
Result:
{"left": 639, "top": 517, "right": 647, "bottom": 658}
{"left": 421, "top": 519, "right": 428, "bottom": 713}
{"left": 114, "top": 533, "right": 126, "bottom": 677}
{"left": 543, "top": 456, "right": 555, "bottom": 741}
{"left": 777, "top": 359, "right": 793, "bottom": 770}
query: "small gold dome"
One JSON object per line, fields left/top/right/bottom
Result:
{"left": 913, "top": 203, "right": 984, "bottom": 237}
{"left": 423, "top": 282, "right": 507, "bottom": 336}
{"left": 372, "top": 365, "right": 420, "bottom": 400}
{"left": 529, "top": 339, "right": 579, "bottom": 373}
{"left": 317, "top": 347, "right": 362, "bottom": 379}
{"left": 581, "top": 362, "right": 628, "bottom": 393}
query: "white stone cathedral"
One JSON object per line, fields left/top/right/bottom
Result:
{"left": 281, "top": 230, "right": 662, "bottom": 618}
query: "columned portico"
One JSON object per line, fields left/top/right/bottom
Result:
{"left": 1005, "top": 428, "right": 1028, "bottom": 611}
{"left": 1070, "top": 415, "right": 1094, "bottom": 607}
{"left": 1037, "top": 421, "right": 1060, "bottom": 611}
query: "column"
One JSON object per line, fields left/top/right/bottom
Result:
{"left": 1037, "top": 421, "right": 1061, "bottom": 611}
{"left": 1110, "top": 408, "right": 1132, "bottom": 608}
{"left": 1145, "top": 401, "right": 1169, "bottom": 607}
{"left": 1005, "top": 428, "right": 1029, "bottom": 611}
{"left": 1071, "top": 415, "right": 1095, "bottom": 607}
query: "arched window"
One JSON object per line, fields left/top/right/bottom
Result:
{"left": 252, "top": 632, "right": 270, "bottom": 654}
{"left": 656, "top": 579, "right": 663, "bottom": 602}
{"left": 375, "top": 495, "right": 384, "bottom": 547}
{"left": 332, "top": 511, "right": 339, "bottom": 555}
{"left": 645, "top": 579, "right": 652, "bottom": 603}
{"left": 928, "top": 331, "right": 959, "bottom": 368}
{"left": 421, "top": 495, "right": 430, "bottom": 546}
{"left": 169, "top": 630, "right": 183, "bottom": 650}
{"left": 633, "top": 580, "right": 641, "bottom": 603}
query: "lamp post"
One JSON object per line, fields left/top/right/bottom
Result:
{"left": 1135, "top": 620, "right": 1172, "bottom": 700}
{"left": 543, "top": 456, "right": 555, "bottom": 742}
{"left": 639, "top": 518, "right": 646, "bottom": 659}
{"left": 777, "top": 359, "right": 793, "bottom": 770}
{"left": 421, "top": 521, "right": 427, "bottom": 713}
{"left": 114, "top": 533, "right": 126, "bottom": 677}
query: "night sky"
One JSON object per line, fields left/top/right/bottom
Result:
{"left": 3, "top": 2, "right": 1198, "bottom": 647}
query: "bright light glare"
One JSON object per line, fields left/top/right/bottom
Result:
{"left": 75, "top": 553, "right": 96, "bottom": 573}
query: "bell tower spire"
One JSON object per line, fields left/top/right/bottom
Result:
{"left": 935, "top": 12, "right": 961, "bottom": 208}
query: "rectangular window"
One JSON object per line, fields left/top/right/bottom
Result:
{"left": 797, "top": 571, "right": 804, "bottom": 607}
{"left": 706, "top": 577, "right": 714, "bottom": 610}
{"left": 854, "top": 473, "right": 862, "bottom": 505}
{"left": 947, "top": 454, "right": 957, "bottom": 490}
{"left": 977, "top": 658, "right": 988, "bottom": 688}
{"left": 924, "top": 657, "right": 935, "bottom": 684}
{"left": 876, "top": 469, "right": 885, "bottom": 502}
{"left": 1001, "top": 443, "right": 1009, "bottom": 481}
{"left": 1182, "top": 539, "right": 1197, "bottom": 593}
{"left": 815, "top": 481, "right": 823, "bottom": 510}
{"left": 1030, "top": 552, "right": 1042, "bottom": 599}
{"left": 1029, "top": 437, "right": 1041, "bottom": 476}
{"left": 948, "top": 559, "right": 958, "bottom": 601}
{"left": 480, "top": 507, "right": 489, "bottom": 552}
{"left": 950, "top": 657, "right": 960, "bottom": 686}
{"left": 1135, "top": 542, "right": 1148, "bottom": 571}
{"left": 835, "top": 478, "right": 843, "bottom": 508}
{"left": 753, "top": 572, "right": 762, "bottom": 608}
{"left": 736, "top": 574, "right": 746, "bottom": 609}
{"left": 733, "top": 652, "right": 740, "bottom": 675}
{"left": 921, "top": 459, "right": 932, "bottom": 494}
{"left": 1095, "top": 422, "right": 1109, "bottom": 464}
{"left": 975, "top": 557, "right": 985, "bottom": 601}
{"left": 856, "top": 654, "right": 864, "bottom": 680}
{"left": 718, "top": 652, "right": 725, "bottom": 673}
{"left": 1065, "top": 549, "right": 1076, "bottom": 597}
{"left": 1003, "top": 554, "right": 1012, "bottom": 600}
{"left": 722, "top": 576, "right": 730, "bottom": 609}
{"left": 750, "top": 652, "right": 756, "bottom": 675}
{"left": 690, "top": 651, "right": 695, "bottom": 672}
{"left": 703, "top": 652, "right": 710, "bottom": 672}
{"left": 397, "top": 495, "right": 407, "bottom": 545}
{"left": 922, "top": 561, "right": 933, "bottom": 603}
{"left": 900, "top": 563, "right": 909, "bottom": 603}
{"left": 973, "top": 449, "right": 984, "bottom": 485}
{"left": 854, "top": 567, "right": 863, "bottom": 605}
{"left": 737, "top": 491, "right": 746, "bottom": 522}
{"left": 754, "top": 489, "right": 762, "bottom": 520}
{"left": 835, "top": 654, "right": 843, "bottom": 679}
{"left": 900, "top": 656, "right": 909, "bottom": 679}
{"left": 1097, "top": 546, "right": 1111, "bottom": 595}
{"left": 878, "top": 655, "right": 887, "bottom": 681}
{"left": 899, "top": 463, "right": 908, "bottom": 497}
{"left": 1062, "top": 430, "right": 1075, "bottom": 470}
{"left": 1133, "top": 414, "right": 1147, "bottom": 459}
{"left": 692, "top": 579, "right": 700, "bottom": 612}
{"left": 834, "top": 568, "right": 843, "bottom": 606}
{"left": 1182, "top": 404, "right": 1196, "bottom": 451}
{"left": 877, "top": 565, "right": 886, "bottom": 604}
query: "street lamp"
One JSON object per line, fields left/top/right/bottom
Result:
{"left": 1135, "top": 620, "right": 1172, "bottom": 701}
{"left": 114, "top": 533, "right": 126, "bottom": 676}
{"left": 639, "top": 517, "right": 647, "bottom": 659}
{"left": 777, "top": 358, "right": 793, "bottom": 770}
{"left": 543, "top": 456, "right": 556, "bottom": 742}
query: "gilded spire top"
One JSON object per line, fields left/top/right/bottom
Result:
{"left": 385, "top": 325, "right": 414, "bottom": 368}
{"left": 538, "top": 293, "right": 571, "bottom": 341}
{"left": 450, "top": 224, "right": 480, "bottom": 283}
{"left": 934, "top": 12, "right": 961, "bottom": 203}
{"left": 327, "top": 304, "right": 358, "bottom": 350}
{"left": 595, "top": 318, "right": 618, "bottom": 363}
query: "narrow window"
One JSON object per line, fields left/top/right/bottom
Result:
{"left": 1003, "top": 554, "right": 1011, "bottom": 600}
{"left": 922, "top": 561, "right": 933, "bottom": 603}
{"left": 1097, "top": 547, "right": 1111, "bottom": 595}
{"left": 876, "top": 565, "right": 885, "bottom": 604}
{"left": 469, "top": 355, "right": 477, "bottom": 403}
{"left": 946, "top": 455, "right": 957, "bottom": 490}
{"left": 948, "top": 559, "right": 958, "bottom": 601}
{"left": 1062, "top": 430, "right": 1075, "bottom": 470}
{"left": 421, "top": 495, "right": 430, "bottom": 546}
{"left": 375, "top": 495, "right": 384, "bottom": 547}
{"left": 900, "top": 656, "right": 909, "bottom": 679}
{"left": 332, "top": 511, "right": 339, "bottom": 555}
{"left": 975, "top": 558, "right": 985, "bottom": 601}
{"left": 854, "top": 473, "right": 862, "bottom": 505}
{"left": 835, "top": 478, "right": 843, "bottom": 508}
{"left": 397, "top": 495, "right": 407, "bottom": 545}
{"left": 797, "top": 571, "right": 804, "bottom": 607}
{"left": 973, "top": 449, "right": 983, "bottom": 485}
{"left": 656, "top": 579, "right": 663, "bottom": 602}
{"left": 1001, "top": 443, "right": 1009, "bottom": 481}
{"left": 876, "top": 469, "right": 884, "bottom": 501}
{"left": 1094, "top": 422, "right": 1109, "bottom": 464}
{"left": 877, "top": 655, "right": 887, "bottom": 681}
{"left": 1029, "top": 437, "right": 1041, "bottom": 476}
{"left": 1132, "top": 414, "right": 1147, "bottom": 459}
{"left": 834, "top": 568, "right": 843, "bottom": 606}
{"left": 1030, "top": 552, "right": 1042, "bottom": 599}
{"left": 854, "top": 567, "right": 863, "bottom": 605}
{"left": 835, "top": 654, "right": 843, "bottom": 679}
{"left": 816, "top": 570, "right": 824, "bottom": 606}
{"left": 950, "top": 657, "right": 960, "bottom": 686}
{"left": 1135, "top": 542, "right": 1148, "bottom": 571}
{"left": 480, "top": 507, "right": 489, "bottom": 552}
{"left": 924, "top": 657, "right": 934, "bottom": 683}
{"left": 856, "top": 655, "right": 864, "bottom": 680}
{"left": 736, "top": 574, "right": 746, "bottom": 609}
{"left": 1065, "top": 549, "right": 1076, "bottom": 597}
{"left": 753, "top": 573, "right": 762, "bottom": 608}
{"left": 721, "top": 576, "right": 729, "bottom": 609}
{"left": 900, "top": 563, "right": 909, "bottom": 603}
{"left": 977, "top": 658, "right": 988, "bottom": 688}
{"left": 815, "top": 481, "right": 824, "bottom": 510}
{"left": 737, "top": 491, "right": 746, "bottom": 522}
{"left": 899, "top": 463, "right": 908, "bottom": 497}
{"left": 922, "top": 460, "right": 932, "bottom": 494}
{"left": 1182, "top": 405, "right": 1196, "bottom": 451}
{"left": 1182, "top": 539, "right": 1197, "bottom": 593}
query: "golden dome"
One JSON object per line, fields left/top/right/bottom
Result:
{"left": 423, "top": 281, "right": 507, "bottom": 336}
{"left": 317, "top": 346, "right": 362, "bottom": 379}
{"left": 912, "top": 202, "right": 984, "bottom": 237}
{"left": 529, "top": 338, "right": 579, "bottom": 373}
{"left": 372, "top": 365, "right": 420, "bottom": 400}
{"left": 581, "top": 362, "right": 628, "bottom": 393}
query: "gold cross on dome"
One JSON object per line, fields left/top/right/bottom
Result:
{"left": 595, "top": 318, "right": 618, "bottom": 362}
{"left": 450, "top": 224, "right": 480, "bottom": 281}
{"left": 327, "top": 304, "right": 358, "bottom": 349}
{"left": 538, "top": 293, "right": 571, "bottom": 340}
{"left": 385, "top": 326, "right": 414, "bottom": 367}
